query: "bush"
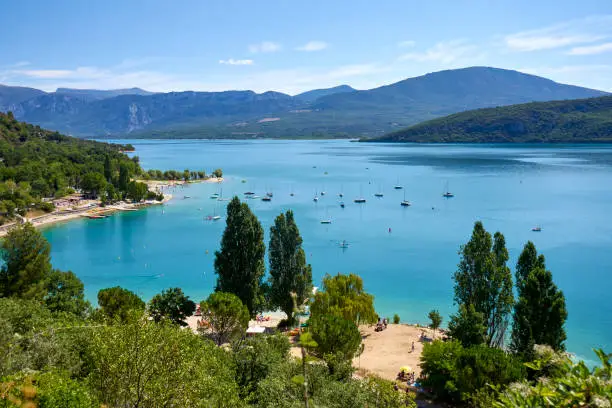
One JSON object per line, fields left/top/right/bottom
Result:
{"left": 393, "top": 314, "right": 400, "bottom": 324}
{"left": 310, "top": 314, "right": 362, "bottom": 378}
{"left": 419, "top": 340, "right": 526, "bottom": 405}
{"left": 39, "top": 202, "right": 55, "bottom": 213}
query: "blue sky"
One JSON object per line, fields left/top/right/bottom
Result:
{"left": 1, "top": 0, "right": 612, "bottom": 94}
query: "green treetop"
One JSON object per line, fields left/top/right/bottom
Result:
{"left": 214, "top": 197, "right": 266, "bottom": 316}
{"left": 310, "top": 273, "right": 377, "bottom": 325}
{"left": 511, "top": 242, "right": 567, "bottom": 357}
{"left": 268, "top": 210, "right": 313, "bottom": 325}
{"left": 451, "top": 221, "right": 514, "bottom": 347}
{"left": 148, "top": 287, "right": 195, "bottom": 326}
{"left": 97, "top": 286, "right": 145, "bottom": 323}
{"left": 0, "top": 223, "right": 52, "bottom": 300}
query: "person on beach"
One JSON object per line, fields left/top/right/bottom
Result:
{"left": 411, "top": 341, "right": 415, "bottom": 353}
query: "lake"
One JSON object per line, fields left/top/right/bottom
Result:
{"left": 43, "top": 140, "right": 612, "bottom": 363}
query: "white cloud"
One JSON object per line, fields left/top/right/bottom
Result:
{"left": 17, "top": 69, "right": 74, "bottom": 79}
{"left": 399, "top": 40, "right": 481, "bottom": 65}
{"left": 218, "top": 59, "right": 254, "bottom": 65}
{"left": 296, "top": 41, "right": 328, "bottom": 51}
{"left": 504, "top": 15, "right": 612, "bottom": 52}
{"left": 248, "top": 41, "right": 281, "bottom": 53}
{"left": 567, "top": 42, "right": 612, "bottom": 55}
{"left": 398, "top": 40, "right": 416, "bottom": 47}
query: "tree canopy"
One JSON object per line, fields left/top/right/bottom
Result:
{"left": 148, "top": 287, "right": 195, "bottom": 326}
{"left": 451, "top": 222, "right": 514, "bottom": 347}
{"left": 97, "top": 286, "right": 145, "bottom": 322}
{"left": 214, "top": 197, "right": 266, "bottom": 316}
{"left": 267, "top": 210, "right": 313, "bottom": 325}
{"left": 200, "top": 291, "right": 249, "bottom": 346}
{"left": 310, "top": 273, "right": 377, "bottom": 325}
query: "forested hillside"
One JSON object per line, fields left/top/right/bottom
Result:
{"left": 374, "top": 95, "right": 612, "bottom": 143}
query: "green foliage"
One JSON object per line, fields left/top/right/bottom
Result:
{"left": 452, "top": 221, "right": 514, "bottom": 347}
{"left": 44, "top": 269, "right": 90, "bottom": 317}
{"left": 428, "top": 309, "right": 443, "bottom": 336}
{"left": 212, "top": 168, "right": 223, "bottom": 178}
{"left": 491, "top": 348, "right": 612, "bottom": 407}
{"left": 88, "top": 318, "right": 243, "bottom": 407}
{"left": 393, "top": 313, "right": 400, "bottom": 324}
{"left": 231, "top": 334, "right": 291, "bottom": 402}
{"left": 96, "top": 286, "right": 145, "bottom": 323}
{"left": 448, "top": 304, "right": 487, "bottom": 347}
{"left": 148, "top": 287, "right": 195, "bottom": 326}
{"left": 126, "top": 180, "right": 148, "bottom": 202}
{"left": 0, "top": 223, "right": 52, "bottom": 300}
{"left": 420, "top": 340, "right": 525, "bottom": 405}
{"left": 310, "top": 314, "right": 362, "bottom": 377}
{"left": 200, "top": 291, "right": 249, "bottom": 345}
{"left": 214, "top": 197, "right": 266, "bottom": 316}
{"left": 80, "top": 172, "right": 106, "bottom": 198}
{"left": 511, "top": 242, "right": 567, "bottom": 357}
{"left": 310, "top": 273, "right": 376, "bottom": 325}
{"left": 268, "top": 210, "right": 313, "bottom": 325}
{"left": 378, "top": 94, "right": 612, "bottom": 143}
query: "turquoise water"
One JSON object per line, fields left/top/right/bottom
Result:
{"left": 43, "top": 140, "right": 612, "bottom": 362}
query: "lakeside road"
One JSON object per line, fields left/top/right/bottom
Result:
{"left": 0, "top": 178, "right": 223, "bottom": 237}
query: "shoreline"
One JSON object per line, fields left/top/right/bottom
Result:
{"left": 0, "top": 177, "right": 222, "bottom": 237}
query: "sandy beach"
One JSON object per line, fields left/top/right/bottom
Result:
{"left": 0, "top": 178, "right": 226, "bottom": 237}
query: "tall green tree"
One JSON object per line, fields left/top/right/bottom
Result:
{"left": 103, "top": 155, "right": 113, "bottom": 183}
{"left": 97, "top": 286, "right": 145, "bottom": 322}
{"left": 44, "top": 270, "right": 90, "bottom": 316}
{"left": 200, "top": 292, "right": 249, "bottom": 346}
{"left": 80, "top": 172, "right": 106, "bottom": 198}
{"left": 451, "top": 222, "right": 514, "bottom": 347}
{"left": 268, "top": 210, "right": 313, "bottom": 325}
{"left": 447, "top": 304, "right": 487, "bottom": 347}
{"left": 148, "top": 287, "right": 195, "bottom": 326}
{"left": 310, "top": 273, "right": 377, "bottom": 325}
{"left": 214, "top": 197, "right": 266, "bottom": 316}
{"left": 428, "top": 309, "right": 443, "bottom": 338}
{"left": 0, "top": 223, "right": 52, "bottom": 300}
{"left": 511, "top": 242, "right": 567, "bottom": 356}
{"left": 118, "top": 163, "right": 130, "bottom": 192}
{"left": 310, "top": 314, "right": 362, "bottom": 377}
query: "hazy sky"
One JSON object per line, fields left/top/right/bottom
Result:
{"left": 2, "top": 0, "right": 612, "bottom": 94}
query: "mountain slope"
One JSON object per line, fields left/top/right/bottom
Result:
{"left": 294, "top": 85, "right": 356, "bottom": 103}
{"left": 8, "top": 67, "right": 609, "bottom": 138}
{"left": 373, "top": 95, "right": 612, "bottom": 143}
{"left": 55, "top": 87, "right": 154, "bottom": 100}
{"left": 0, "top": 84, "right": 47, "bottom": 112}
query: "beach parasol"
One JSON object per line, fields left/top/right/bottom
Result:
{"left": 399, "top": 366, "right": 413, "bottom": 373}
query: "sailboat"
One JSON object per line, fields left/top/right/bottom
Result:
{"left": 400, "top": 190, "right": 411, "bottom": 207}
{"left": 354, "top": 185, "right": 366, "bottom": 203}
{"left": 338, "top": 185, "right": 344, "bottom": 198}
{"left": 374, "top": 184, "right": 384, "bottom": 197}
{"left": 394, "top": 177, "right": 403, "bottom": 190}
{"left": 531, "top": 226, "right": 542, "bottom": 232}
{"left": 313, "top": 190, "right": 319, "bottom": 202}
{"left": 321, "top": 185, "right": 326, "bottom": 196}
{"left": 339, "top": 240, "right": 350, "bottom": 249}
{"left": 261, "top": 194, "right": 271, "bottom": 202}
{"left": 339, "top": 201, "right": 345, "bottom": 208}
{"left": 320, "top": 208, "right": 331, "bottom": 224}
{"left": 290, "top": 185, "right": 294, "bottom": 197}
{"left": 217, "top": 187, "right": 228, "bottom": 201}
{"left": 442, "top": 181, "right": 454, "bottom": 198}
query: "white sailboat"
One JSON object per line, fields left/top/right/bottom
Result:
{"left": 394, "top": 177, "right": 403, "bottom": 190}
{"left": 443, "top": 181, "right": 454, "bottom": 198}
{"left": 400, "top": 190, "right": 411, "bottom": 207}
{"left": 354, "top": 185, "right": 366, "bottom": 203}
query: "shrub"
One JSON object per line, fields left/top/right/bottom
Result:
{"left": 393, "top": 314, "right": 400, "bottom": 324}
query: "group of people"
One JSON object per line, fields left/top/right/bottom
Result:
{"left": 396, "top": 370, "right": 416, "bottom": 385}
{"left": 375, "top": 317, "right": 388, "bottom": 332}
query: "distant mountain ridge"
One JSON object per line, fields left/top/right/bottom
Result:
{"left": 294, "top": 85, "right": 356, "bottom": 102}
{"left": 372, "top": 95, "right": 612, "bottom": 143}
{"left": 0, "top": 84, "right": 47, "bottom": 112}
{"left": 1, "top": 67, "right": 608, "bottom": 138}
{"left": 55, "top": 87, "right": 154, "bottom": 100}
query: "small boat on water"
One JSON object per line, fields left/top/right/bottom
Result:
{"left": 442, "top": 181, "right": 454, "bottom": 198}
{"left": 184, "top": 195, "right": 191, "bottom": 199}
{"left": 320, "top": 219, "right": 331, "bottom": 224}
{"left": 400, "top": 190, "right": 411, "bottom": 207}
{"left": 532, "top": 226, "right": 542, "bottom": 232}
{"left": 354, "top": 198, "right": 366, "bottom": 203}
{"left": 210, "top": 193, "right": 219, "bottom": 199}
{"left": 262, "top": 196, "right": 271, "bottom": 202}
{"left": 374, "top": 192, "right": 383, "bottom": 197}
{"left": 250, "top": 195, "right": 260, "bottom": 199}
{"left": 212, "top": 215, "right": 221, "bottom": 221}
{"left": 339, "top": 201, "right": 345, "bottom": 208}
{"left": 313, "top": 196, "right": 319, "bottom": 202}
{"left": 339, "top": 240, "right": 350, "bottom": 249}
{"left": 266, "top": 192, "right": 273, "bottom": 198}
{"left": 394, "top": 177, "right": 403, "bottom": 190}
{"left": 244, "top": 192, "right": 255, "bottom": 196}
{"left": 86, "top": 214, "right": 106, "bottom": 219}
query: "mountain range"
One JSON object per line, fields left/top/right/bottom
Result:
{"left": 0, "top": 67, "right": 607, "bottom": 139}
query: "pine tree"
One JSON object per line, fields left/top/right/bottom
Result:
{"left": 451, "top": 221, "right": 514, "bottom": 347}
{"left": 0, "top": 223, "right": 52, "bottom": 299}
{"left": 104, "top": 155, "right": 113, "bottom": 183}
{"left": 511, "top": 242, "right": 567, "bottom": 357}
{"left": 214, "top": 197, "right": 265, "bottom": 316}
{"left": 268, "top": 210, "right": 313, "bottom": 325}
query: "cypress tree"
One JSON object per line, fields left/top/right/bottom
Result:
{"left": 214, "top": 197, "right": 265, "bottom": 316}
{"left": 268, "top": 210, "right": 313, "bottom": 325}
{"left": 511, "top": 242, "right": 567, "bottom": 357}
{"left": 451, "top": 221, "right": 514, "bottom": 347}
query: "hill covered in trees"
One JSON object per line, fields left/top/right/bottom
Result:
{"left": 373, "top": 95, "right": 612, "bottom": 143}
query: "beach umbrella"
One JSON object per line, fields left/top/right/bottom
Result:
{"left": 400, "top": 366, "right": 413, "bottom": 373}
